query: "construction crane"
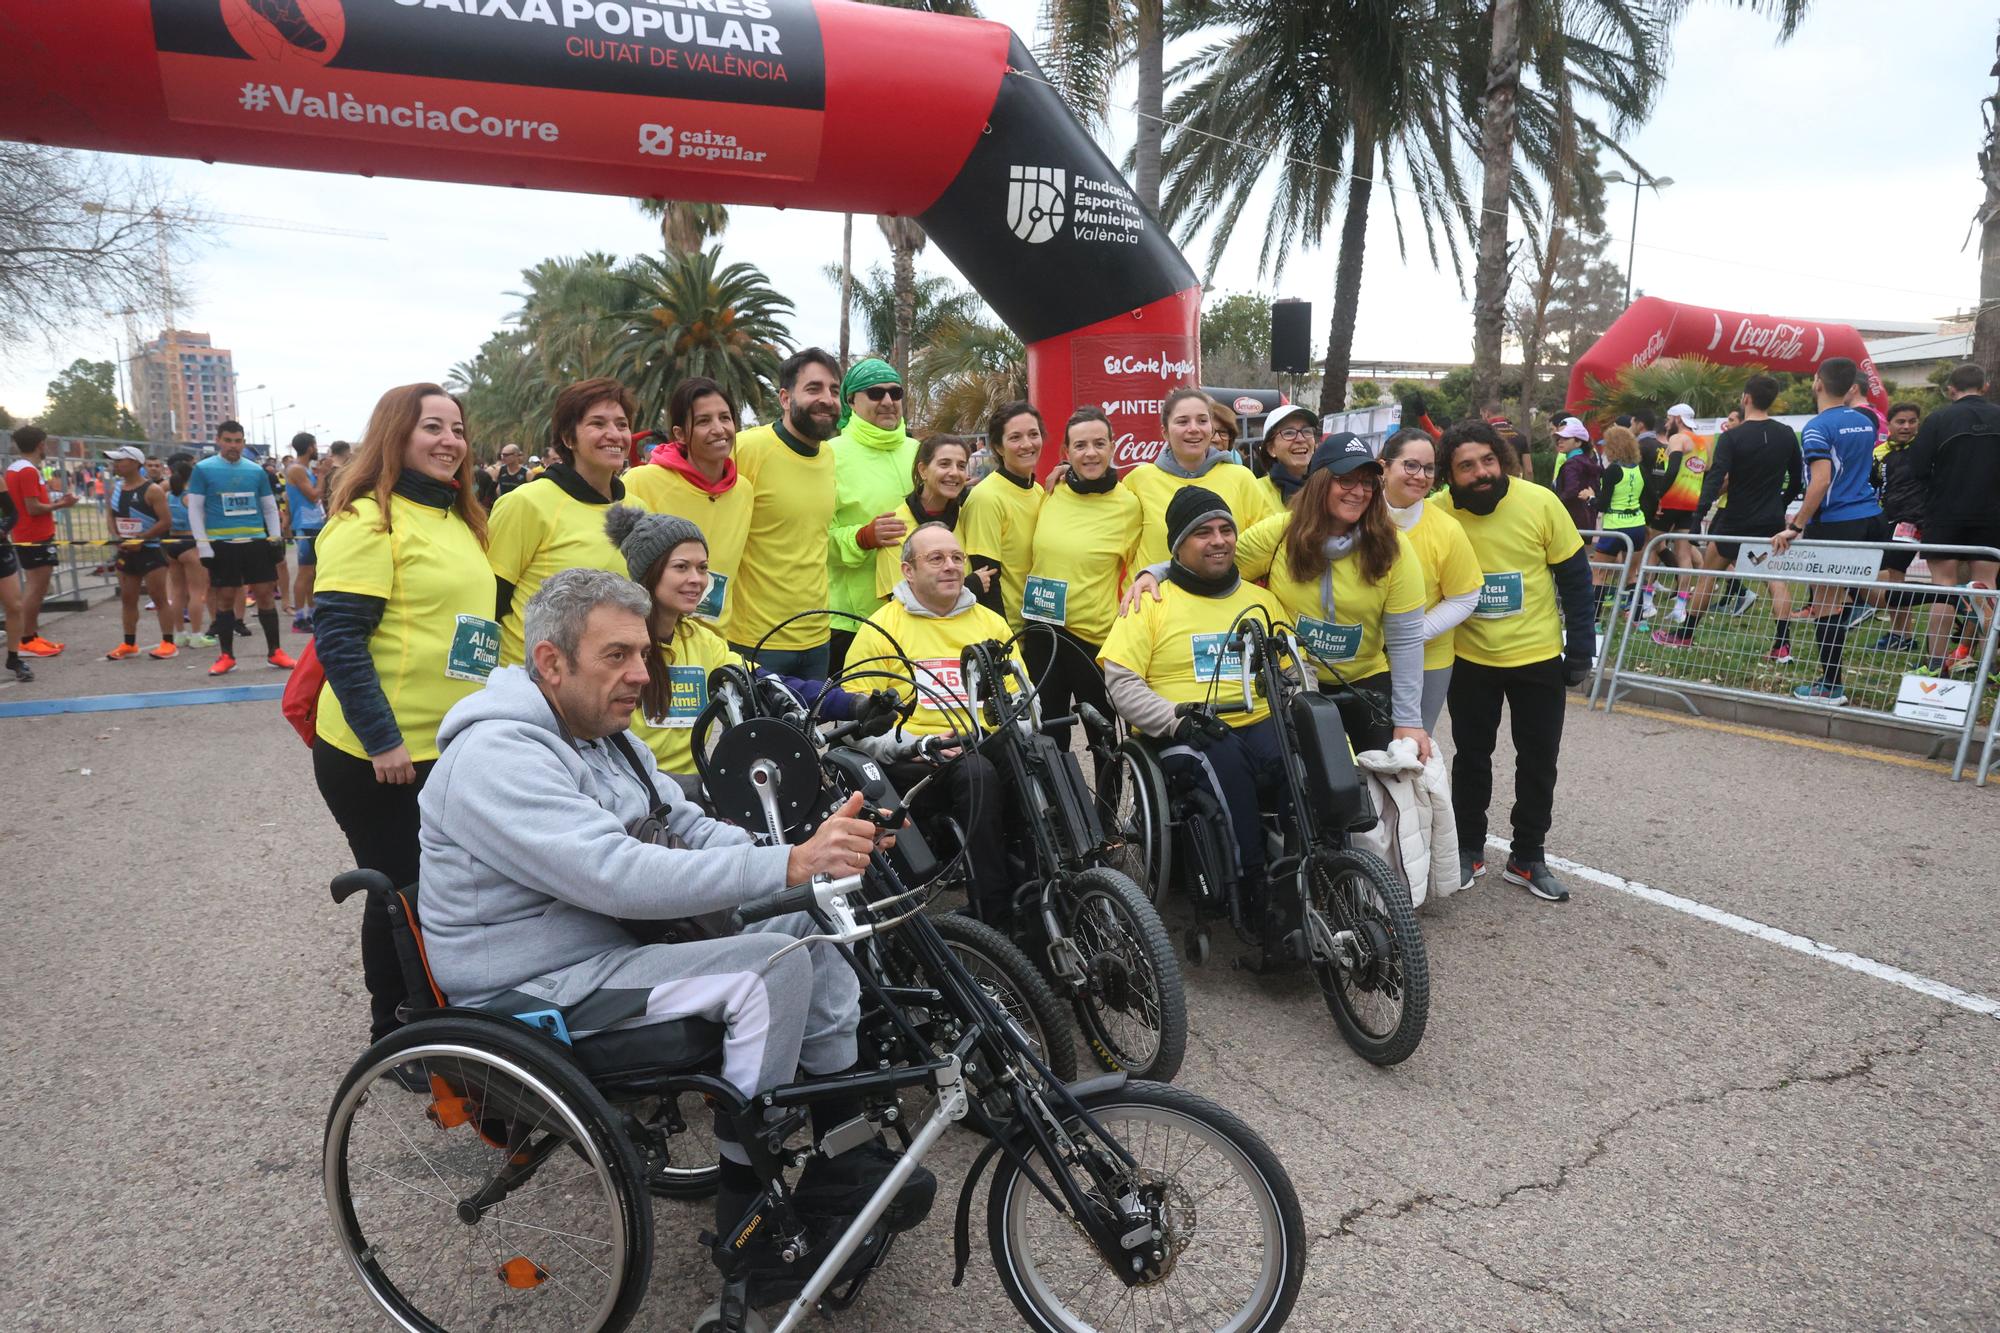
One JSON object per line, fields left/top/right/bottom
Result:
{"left": 84, "top": 202, "right": 387, "bottom": 439}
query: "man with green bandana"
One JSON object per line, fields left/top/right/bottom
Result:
{"left": 826, "top": 357, "right": 919, "bottom": 674}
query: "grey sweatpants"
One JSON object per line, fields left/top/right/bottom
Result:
{"left": 1421, "top": 666, "right": 1453, "bottom": 732}
{"left": 481, "top": 910, "right": 860, "bottom": 1106}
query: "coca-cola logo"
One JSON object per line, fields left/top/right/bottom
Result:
{"left": 1632, "top": 330, "right": 1668, "bottom": 369}
{"left": 1727, "top": 319, "right": 1808, "bottom": 362}
{"left": 1102, "top": 354, "right": 1196, "bottom": 379}
{"left": 1111, "top": 432, "right": 1164, "bottom": 470}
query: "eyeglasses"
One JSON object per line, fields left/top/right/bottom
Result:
{"left": 1274, "top": 425, "right": 1315, "bottom": 441}
{"left": 1330, "top": 472, "right": 1381, "bottom": 492}
{"left": 1395, "top": 459, "right": 1436, "bottom": 477}
{"left": 911, "top": 551, "right": 965, "bottom": 568}
{"left": 862, "top": 385, "right": 905, "bottom": 403}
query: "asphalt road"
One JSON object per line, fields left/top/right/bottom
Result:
{"left": 4, "top": 597, "right": 1996, "bottom": 1332}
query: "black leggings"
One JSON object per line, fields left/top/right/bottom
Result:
{"left": 1020, "top": 625, "right": 1111, "bottom": 754}
{"left": 314, "top": 739, "right": 433, "bottom": 1040}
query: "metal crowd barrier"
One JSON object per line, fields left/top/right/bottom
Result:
{"left": 1600, "top": 533, "right": 2000, "bottom": 782}
{"left": 1980, "top": 697, "right": 2000, "bottom": 787}
{"left": 1576, "top": 527, "right": 1639, "bottom": 706}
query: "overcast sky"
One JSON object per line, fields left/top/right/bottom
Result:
{"left": 1, "top": 0, "right": 1989, "bottom": 443}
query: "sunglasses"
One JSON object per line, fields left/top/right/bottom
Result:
{"left": 861, "top": 385, "right": 905, "bottom": 403}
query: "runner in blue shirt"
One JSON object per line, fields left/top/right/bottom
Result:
{"left": 1771, "top": 358, "right": 1885, "bottom": 706}
{"left": 283, "top": 432, "right": 327, "bottom": 631}
{"left": 186, "top": 420, "right": 296, "bottom": 675}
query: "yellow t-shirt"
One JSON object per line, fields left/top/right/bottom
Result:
{"left": 1023, "top": 482, "right": 1144, "bottom": 646}
{"left": 1401, "top": 501, "right": 1484, "bottom": 671}
{"left": 1252, "top": 472, "right": 1297, "bottom": 516}
{"left": 1098, "top": 579, "right": 1283, "bottom": 732}
{"left": 1124, "top": 459, "right": 1276, "bottom": 564}
{"left": 313, "top": 495, "right": 496, "bottom": 763}
{"left": 1236, "top": 514, "right": 1425, "bottom": 683}
{"left": 872, "top": 497, "right": 968, "bottom": 602}
{"left": 1441, "top": 482, "right": 1583, "bottom": 668}
{"left": 486, "top": 474, "right": 628, "bottom": 667}
{"left": 621, "top": 460, "right": 754, "bottom": 637}
{"left": 733, "top": 423, "right": 838, "bottom": 651}
{"left": 628, "top": 617, "right": 743, "bottom": 777}
{"left": 845, "top": 595, "right": 1015, "bottom": 738}
{"left": 957, "top": 469, "right": 1045, "bottom": 632}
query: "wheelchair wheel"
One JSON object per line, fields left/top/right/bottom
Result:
{"left": 987, "top": 1081, "right": 1306, "bottom": 1333}
{"left": 1059, "top": 868, "right": 1188, "bottom": 1083}
{"left": 325, "top": 1015, "right": 652, "bottom": 1333}
{"left": 915, "top": 913, "right": 1081, "bottom": 1084}
{"left": 1303, "top": 848, "right": 1431, "bottom": 1067}
{"left": 1099, "top": 740, "right": 1169, "bottom": 903}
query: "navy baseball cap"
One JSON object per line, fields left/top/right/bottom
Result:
{"left": 1306, "top": 432, "right": 1377, "bottom": 478}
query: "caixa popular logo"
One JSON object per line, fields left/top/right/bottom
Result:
{"left": 638, "top": 123, "right": 675, "bottom": 156}
{"left": 1102, "top": 353, "right": 1196, "bottom": 378}
{"left": 1007, "top": 165, "right": 1067, "bottom": 244}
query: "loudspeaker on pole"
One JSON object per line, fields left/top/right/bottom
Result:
{"left": 1270, "top": 299, "right": 1312, "bottom": 375}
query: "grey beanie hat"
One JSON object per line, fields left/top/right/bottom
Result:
{"left": 604, "top": 504, "right": 706, "bottom": 583}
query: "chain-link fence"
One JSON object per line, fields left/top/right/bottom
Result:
{"left": 1601, "top": 533, "right": 2000, "bottom": 781}
{"left": 1578, "top": 527, "right": 1640, "bottom": 706}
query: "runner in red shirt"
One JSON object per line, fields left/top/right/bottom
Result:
{"left": 6, "top": 426, "right": 80, "bottom": 659}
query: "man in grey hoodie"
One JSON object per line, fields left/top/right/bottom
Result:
{"left": 419, "top": 567, "right": 932, "bottom": 1247}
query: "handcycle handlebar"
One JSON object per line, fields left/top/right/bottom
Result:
{"left": 738, "top": 872, "right": 866, "bottom": 925}
{"left": 821, "top": 707, "right": 898, "bottom": 746}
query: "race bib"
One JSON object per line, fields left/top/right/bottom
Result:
{"left": 645, "top": 664, "right": 708, "bottom": 728}
{"left": 220, "top": 490, "right": 257, "bottom": 518}
{"left": 911, "top": 657, "right": 969, "bottom": 711}
{"left": 694, "top": 572, "right": 728, "bottom": 621}
{"left": 114, "top": 517, "right": 146, "bottom": 538}
{"left": 445, "top": 614, "right": 501, "bottom": 682}
{"left": 1021, "top": 575, "right": 1068, "bottom": 625}
{"left": 1190, "top": 632, "right": 1246, "bottom": 684}
{"left": 1474, "top": 571, "right": 1525, "bottom": 619}
{"left": 1296, "top": 616, "right": 1363, "bottom": 663}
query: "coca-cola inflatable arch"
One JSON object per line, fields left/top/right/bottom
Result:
{"left": 1567, "top": 296, "right": 1887, "bottom": 417}
{"left": 0, "top": 0, "right": 1200, "bottom": 474}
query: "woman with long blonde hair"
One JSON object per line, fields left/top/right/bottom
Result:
{"left": 313, "top": 382, "right": 493, "bottom": 1048}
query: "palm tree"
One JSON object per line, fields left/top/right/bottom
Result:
{"left": 616, "top": 247, "right": 795, "bottom": 427}
{"left": 1041, "top": 0, "right": 1167, "bottom": 213}
{"left": 1157, "top": 1, "right": 1480, "bottom": 412}
{"left": 635, "top": 200, "right": 730, "bottom": 256}
{"left": 828, "top": 263, "right": 981, "bottom": 362}
{"left": 910, "top": 315, "right": 1028, "bottom": 434}
{"left": 509, "top": 253, "right": 634, "bottom": 389}
{"left": 1578, "top": 356, "right": 1757, "bottom": 420}
{"left": 876, "top": 214, "right": 931, "bottom": 379}
{"left": 1465, "top": 0, "right": 1814, "bottom": 407}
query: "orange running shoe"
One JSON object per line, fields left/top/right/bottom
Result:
{"left": 209, "top": 652, "right": 238, "bottom": 676}
{"left": 20, "top": 636, "right": 63, "bottom": 657}
{"left": 268, "top": 648, "right": 298, "bottom": 670}
{"left": 149, "top": 640, "right": 178, "bottom": 659}
{"left": 105, "top": 643, "right": 140, "bottom": 660}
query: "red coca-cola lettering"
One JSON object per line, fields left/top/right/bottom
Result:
{"left": 1727, "top": 319, "right": 1807, "bottom": 361}
{"left": 1111, "top": 431, "right": 1164, "bottom": 469}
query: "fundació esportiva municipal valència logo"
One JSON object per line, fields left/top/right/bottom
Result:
{"left": 1007, "top": 165, "right": 1067, "bottom": 244}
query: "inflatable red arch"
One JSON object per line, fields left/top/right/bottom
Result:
{"left": 0, "top": 0, "right": 1200, "bottom": 474}
{"left": 1567, "top": 296, "right": 1888, "bottom": 417}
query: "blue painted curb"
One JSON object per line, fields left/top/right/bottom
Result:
{"left": 0, "top": 683, "right": 286, "bottom": 718}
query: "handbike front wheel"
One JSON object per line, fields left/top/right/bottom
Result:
{"left": 987, "top": 1081, "right": 1306, "bottom": 1333}
{"left": 1305, "top": 848, "right": 1431, "bottom": 1066}
{"left": 1061, "top": 867, "right": 1188, "bottom": 1083}
{"left": 920, "top": 912, "right": 1082, "bottom": 1085}
{"left": 324, "top": 1015, "right": 652, "bottom": 1333}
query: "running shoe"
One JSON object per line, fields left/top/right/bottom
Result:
{"left": 143, "top": 598, "right": 156, "bottom": 611}
{"left": 104, "top": 643, "right": 140, "bottom": 661}
{"left": 1948, "top": 644, "right": 1973, "bottom": 673}
{"left": 1842, "top": 603, "right": 1876, "bottom": 629}
{"left": 268, "top": 648, "right": 299, "bottom": 670}
{"left": 792, "top": 1139, "right": 937, "bottom": 1234}
{"left": 1792, "top": 681, "right": 1847, "bottom": 706}
{"left": 1765, "top": 644, "right": 1794, "bottom": 665}
{"left": 1651, "top": 628, "right": 1695, "bottom": 648}
{"left": 8, "top": 659, "right": 32, "bottom": 683}
{"left": 291, "top": 610, "right": 313, "bottom": 632}
{"left": 20, "top": 636, "right": 63, "bottom": 657}
{"left": 1727, "top": 588, "right": 1758, "bottom": 617}
{"left": 209, "top": 652, "right": 237, "bottom": 676}
{"left": 179, "top": 631, "right": 217, "bottom": 649}
{"left": 1503, "top": 858, "right": 1571, "bottom": 902}
{"left": 1641, "top": 595, "right": 1659, "bottom": 621}
{"left": 1458, "top": 851, "right": 1485, "bottom": 890}
{"left": 148, "top": 640, "right": 178, "bottom": 660}
{"left": 1670, "top": 596, "right": 1688, "bottom": 625}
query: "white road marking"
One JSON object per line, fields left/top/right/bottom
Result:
{"left": 1485, "top": 837, "right": 2000, "bottom": 1020}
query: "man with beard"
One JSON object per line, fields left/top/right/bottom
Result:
{"left": 1439, "top": 421, "right": 1596, "bottom": 903}
{"left": 730, "top": 348, "right": 843, "bottom": 677}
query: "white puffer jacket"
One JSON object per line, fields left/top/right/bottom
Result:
{"left": 1350, "top": 739, "right": 1460, "bottom": 909}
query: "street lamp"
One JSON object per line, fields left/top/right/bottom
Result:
{"left": 1602, "top": 169, "right": 1674, "bottom": 306}
{"left": 267, "top": 401, "right": 296, "bottom": 451}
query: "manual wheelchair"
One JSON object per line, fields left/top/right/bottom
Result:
{"left": 1093, "top": 611, "right": 1433, "bottom": 1066}
{"left": 324, "top": 703, "right": 1307, "bottom": 1333}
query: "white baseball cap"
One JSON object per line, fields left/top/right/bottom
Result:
{"left": 1666, "top": 403, "right": 1697, "bottom": 422}
{"left": 101, "top": 445, "right": 146, "bottom": 463}
{"left": 1554, "top": 419, "right": 1591, "bottom": 442}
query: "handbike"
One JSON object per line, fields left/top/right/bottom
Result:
{"left": 947, "top": 638, "right": 1189, "bottom": 1082}
{"left": 1103, "top": 612, "right": 1432, "bottom": 1066}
